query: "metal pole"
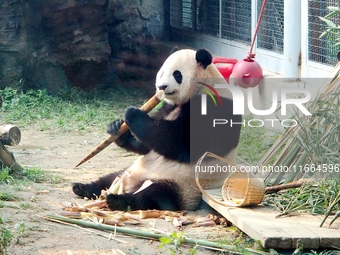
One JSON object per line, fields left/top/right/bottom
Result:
{"left": 283, "top": 0, "right": 301, "bottom": 80}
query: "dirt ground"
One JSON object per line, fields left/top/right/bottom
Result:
{"left": 2, "top": 128, "right": 243, "bottom": 255}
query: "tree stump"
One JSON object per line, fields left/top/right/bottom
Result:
{"left": 0, "top": 125, "right": 21, "bottom": 146}
{"left": 0, "top": 125, "right": 22, "bottom": 174}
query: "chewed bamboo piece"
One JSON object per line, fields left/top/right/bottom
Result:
{"left": 75, "top": 90, "right": 164, "bottom": 167}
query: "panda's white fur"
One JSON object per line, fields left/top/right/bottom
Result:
{"left": 73, "top": 48, "right": 241, "bottom": 211}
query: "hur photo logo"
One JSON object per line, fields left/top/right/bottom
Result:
{"left": 199, "top": 83, "right": 312, "bottom": 128}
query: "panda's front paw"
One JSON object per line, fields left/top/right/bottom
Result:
{"left": 72, "top": 183, "right": 97, "bottom": 199}
{"left": 125, "top": 106, "right": 147, "bottom": 126}
{"left": 107, "top": 119, "right": 131, "bottom": 147}
{"left": 107, "top": 119, "right": 124, "bottom": 136}
{"left": 106, "top": 193, "right": 134, "bottom": 211}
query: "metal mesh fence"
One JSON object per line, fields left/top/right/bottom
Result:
{"left": 169, "top": 0, "right": 339, "bottom": 67}
{"left": 182, "top": 0, "right": 193, "bottom": 28}
{"left": 256, "top": 0, "right": 284, "bottom": 53}
{"left": 308, "top": 0, "right": 339, "bottom": 66}
{"left": 170, "top": 0, "right": 193, "bottom": 29}
{"left": 196, "top": 0, "right": 220, "bottom": 36}
{"left": 221, "top": 0, "right": 252, "bottom": 44}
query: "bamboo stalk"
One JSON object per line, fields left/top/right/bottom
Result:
{"left": 258, "top": 133, "right": 288, "bottom": 165}
{"left": 75, "top": 91, "right": 164, "bottom": 167}
{"left": 45, "top": 215, "right": 271, "bottom": 255}
{"left": 284, "top": 150, "right": 308, "bottom": 183}
{"left": 320, "top": 191, "right": 340, "bottom": 227}
{"left": 265, "top": 179, "right": 309, "bottom": 194}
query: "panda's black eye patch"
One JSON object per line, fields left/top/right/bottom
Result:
{"left": 173, "top": 70, "right": 182, "bottom": 84}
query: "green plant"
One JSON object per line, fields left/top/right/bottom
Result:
{"left": 0, "top": 202, "right": 21, "bottom": 210}
{"left": 0, "top": 216, "right": 14, "bottom": 254}
{"left": 159, "top": 231, "right": 187, "bottom": 254}
{"left": 14, "top": 222, "right": 25, "bottom": 238}
{"left": 0, "top": 87, "right": 147, "bottom": 133}
{"left": 0, "top": 192, "right": 18, "bottom": 202}
{"left": 21, "top": 166, "right": 63, "bottom": 184}
{"left": 18, "top": 203, "right": 34, "bottom": 210}
{"left": 22, "top": 166, "right": 47, "bottom": 183}
{"left": 319, "top": 5, "right": 340, "bottom": 64}
{"left": 319, "top": 6, "right": 340, "bottom": 46}
{"left": 293, "top": 248, "right": 340, "bottom": 255}
{"left": 215, "top": 229, "right": 259, "bottom": 254}
{"left": 263, "top": 179, "right": 340, "bottom": 217}
{"left": 0, "top": 167, "right": 14, "bottom": 184}
{"left": 0, "top": 216, "right": 26, "bottom": 254}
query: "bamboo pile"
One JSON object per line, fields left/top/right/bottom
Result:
{"left": 260, "top": 65, "right": 340, "bottom": 185}
{"left": 260, "top": 63, "right": 340, "bottom": 226}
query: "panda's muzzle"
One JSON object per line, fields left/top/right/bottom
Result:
{"left": 158, "top": 85, "right": 175, "bottom": 95}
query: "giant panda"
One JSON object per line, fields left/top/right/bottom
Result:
{"left": 73, "top": 48, "right": 242, "bottom": 211}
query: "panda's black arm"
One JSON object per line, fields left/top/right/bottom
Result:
{"left": 124, "top": 106, "right": 190, "bottom": 163}
{"left": 107, "top": 119, "right": 150, "bottom": 155}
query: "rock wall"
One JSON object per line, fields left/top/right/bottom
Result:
{"left": 0, "top": 0, "right": 26, "bottom": 91}
{"left": 0, "top": 0, "right": 168, "bottom": 94}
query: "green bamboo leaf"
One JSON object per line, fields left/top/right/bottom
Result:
{"left": 327, "top": 6, "right": 340, "bottom": 11}
{"left": 319, "top": 124, "right": 340, "bottom": 141}
{"left": 285, "top": 151, "right": 309, "bottom": 183}
{"left": 319, "top": 30, "right": 329, "bottom": 39}
{"left": 324, "top": 10, "right": 340, "bottom": 19}
{"left": 319, "top": 16, "right": 337, "bottom": 28}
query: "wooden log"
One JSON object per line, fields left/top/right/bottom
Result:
{"left": 0, "top": 141, "right": 22, "bottom": 174}
{"left": 0, "top": 125, "right": 21, "bottom": 146}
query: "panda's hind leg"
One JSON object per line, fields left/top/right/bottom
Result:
{"left": 72, "top": 170, "right": 123, "bottom": 199}
{"left": 106, "top": 179, "right": 183, "bottom": 211}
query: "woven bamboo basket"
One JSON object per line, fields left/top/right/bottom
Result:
{"left": 222, "top": 171, "right": 265, "bottom": 207}
{"left": 195, "top": 152, "right": 265, "bottom": 207}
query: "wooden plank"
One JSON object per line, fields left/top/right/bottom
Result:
{"left": 231, "top": 207, "right": 293, "bottom": 249}
{"left": 275, "top": 212, "right": 340, "bottom": 249}
{"left": 250, "top": 206, "right": 320, "bottom": 249}
{"left": 203, "top": 189, "right": 292, "bottom": 249}
{"left": 202, "top": 188, "right": 340, "bottom": 249}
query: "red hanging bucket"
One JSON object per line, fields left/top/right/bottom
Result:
{"left": 213, "top": 57, "right": 238, "bottom": 83}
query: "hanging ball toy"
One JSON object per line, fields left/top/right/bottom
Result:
{"left": 230, "top": 57, "right": 263, "bottom": 88}
{"left": 230, "top": 0, "right": 266, "bottom": 88}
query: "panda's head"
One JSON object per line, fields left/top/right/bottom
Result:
{"left": 155, "top": 48, "right": 220, "bottom": 105}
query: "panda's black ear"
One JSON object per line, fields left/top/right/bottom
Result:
{"left": 195, "top": 49, "right": 212, "bottom": 69}
{"left": 170, "top": 46, "right": 179, "bottom": 55}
